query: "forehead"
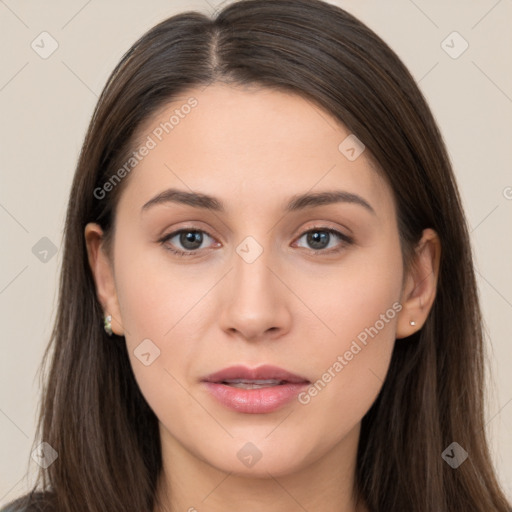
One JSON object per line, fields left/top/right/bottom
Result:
{"left": 117, "top": 83, "right": 393, "bottom": 218}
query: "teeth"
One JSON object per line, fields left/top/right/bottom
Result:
{"left": 222, "top": 379, "right": 284, "bottom": 389}
{"left": 223, "top": 379, "right": 283, "bottom": 384}
{"left": 226, "top": 382, "right": 281, "bottom": 389}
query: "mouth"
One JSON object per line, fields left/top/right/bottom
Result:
{"left": 201, "top": 365, "right": 311, "bottom": 414}
{"left": 201, "top": 364, "right": 311, "bottom": 386}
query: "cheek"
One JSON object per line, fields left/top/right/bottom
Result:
{"left": 295, "top": 232, "right": 402, "bottom": 345}
{"left": 113, "top": 234, "right": 204, "bottom": 340}
{"left": 293, "top": 237, "right": 402, "bottom": 421}
{"left": 112, "top": 239, "right": 215, "bottom": 405}
{"left": 113, "top": 255, "right": 199, "bottom": 428}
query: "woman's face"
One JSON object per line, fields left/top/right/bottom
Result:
{"left": 86, "top": 83, "right": 425, "bottom": 478}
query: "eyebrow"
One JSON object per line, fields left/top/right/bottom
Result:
{"left": 141, "top": 188, "right": 376, "bottom": 215}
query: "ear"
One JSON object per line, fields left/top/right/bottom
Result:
{"left": 396, "top": 228, "right": 441, "bottom": 339}
{"left": 84, "top": 223, "right": 124, "bottom": 336}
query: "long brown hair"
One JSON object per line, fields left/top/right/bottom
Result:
{"left": 6, "top": 0, "right": 511, "bottom": 510}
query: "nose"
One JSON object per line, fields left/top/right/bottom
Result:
{"left": 218, "top": 242, "right": 292, "bottom": 342}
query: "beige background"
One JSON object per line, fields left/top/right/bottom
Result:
{"left": 1, "top": 0, "right": 511, "bottom": 504}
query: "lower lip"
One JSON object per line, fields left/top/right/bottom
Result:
{"left": 202, "top": 382, "right": 309, "bottom": 414}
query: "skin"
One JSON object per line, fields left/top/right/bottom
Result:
{"left": 85, "top": 83, "right": 440, "bottom": 512}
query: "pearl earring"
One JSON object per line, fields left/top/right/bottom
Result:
{"left": 410, "top": 320, "right": 416, "bottom": 326}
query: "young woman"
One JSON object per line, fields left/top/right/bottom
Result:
{"left": 3, "top": 0, "right": 511, "bottom": 511}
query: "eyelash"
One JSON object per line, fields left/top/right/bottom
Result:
{"left": 158, "top": 226, "right": 354, "bottom": 258}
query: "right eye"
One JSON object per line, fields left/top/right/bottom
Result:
{"left": 159, "top": 228, "right": 219, "bottom": 256}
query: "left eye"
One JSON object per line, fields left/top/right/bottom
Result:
{"left": 294, "top": 228, "right": 352, "bottom": 252}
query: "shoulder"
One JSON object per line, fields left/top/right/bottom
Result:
{"left": 1, "top": 491, "right": 56, "bottom": 512}
{"left": 0, "top": 504, "right": 23, "bottom": 512}
{"left": 0, "top": 501, "right": 24, "bottom": 512}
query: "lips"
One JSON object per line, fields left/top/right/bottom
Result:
{"left": 201, "top": 364, "right": 311, "bottom": 413}
{"left": 202, "top": 364, "right": 310, "bottom": 385}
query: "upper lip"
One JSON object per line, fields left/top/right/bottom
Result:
{"left": 202, "top": 364, "right": 310, "bottom": 384}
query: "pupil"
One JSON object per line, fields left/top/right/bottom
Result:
{"left": 180, "top": 231, "right": 203, "bottom": 250}
{"left": 308, "top": 231, "right": 329, "bottom": 249}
